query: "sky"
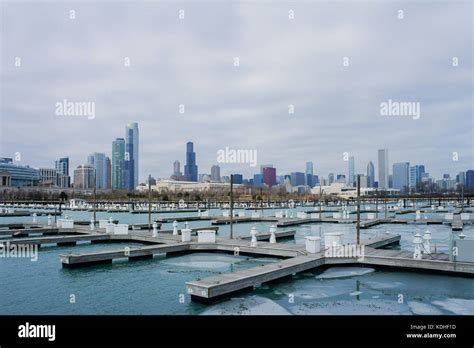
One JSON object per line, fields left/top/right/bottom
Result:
{"left": 1, "top": 0, "right": 473, "bottom": 183}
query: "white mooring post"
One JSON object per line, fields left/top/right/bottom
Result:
{"left": 173, "top": 220, "right": 179, "bottom": 236}
{"left": 47, "top": 214, "right": 52, "bottom": 226}
{"left": 32, "top": 213, "right": 37, "bottom": 223}
{"left": 413, "top": 233, "right": 423, "bottom": 259}
{"left": 269, "top": 225, "right": 277, "bottom": 244}
{"left": 250, "top": 227, "right": 258, "bottom": 247}
{"left": 152, "top": 221, "right": 158, "bottom": 237}
{"left": 422, "top": 230, "right": 431, "bottom": 254}
{"left": 90, "top": 218, "right": 95, "bottom": 231}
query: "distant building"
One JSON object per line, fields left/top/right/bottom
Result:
{"left": 73, "top": 164, "right": 94, "bottom": 189}
{"left": 348, "top": 156, "right": 355, "bottom": 187}
{"left": 378, "top": 149, "right": 389, "bottom": 189}
{"left": 409, "top": 165, "right": 425, "bottom": 191}
{"left": 211, "top": 165, "right": 221, "bottom": 182}
{"left": 328, "top": 173, "right": 334, "bottom": 185}
{"left": 106, "top": 156, "right": 112, "bottom": 189}
{"left": 253, "top": 174, "right": 263, "bottom": 187}
{"left": 366, "top": 161, "right": 375, "bottom": 188}
{"left": 87, "top": 152, "right": 108, "bottom": 189}
{"left": 126, "top": 122, "right": 139, "bottom": 188}
{"left": 232, "top": 174, "right": 243, "bottom": 184}
{"left": 263, "top": 167, "right": 276, "bottom": 187}
{"left": 112, "top": 138, "right": 125, "bottom": 189}
{"left": 335, "top": 174, "right": 346, "bottom": 183}
{"left": 312, "top": 175, "right": 320, "bottom": 185}
{"left": 173, "top": 160, "right": 182, "bottom": 176}
{"left": 392, "top": 162, "right": 409, "bottom": 192}
{"left": 290, "top": 172, "right": 305, "bottom": 186}
{"left": 55, "top": 157, "right": 70, "bottom": 187}
{"left": 184, "top": 142, "right": 198, "bottom": 182}
{"left": 0, "top": 171, "right": 12, "bottom": 187}
{"left": 466, "top": 170, "right": 474, "bottom": 189}
{"left": 39, "top": 168, "right": 57, "bottom": 186}
{"left": 305, "top": 161, "right": 314, "bottom": 187}
{"left": 0, "top": 158, "right": 39, "bottom": 187}
{"left": 456, "top": 171, "right": 466, "bottom": 186}
{"left": 358, "top": 175, "right": 368, "bottom": 188}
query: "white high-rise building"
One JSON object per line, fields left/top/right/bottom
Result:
{"left": 348, "top": 156, "right": 355, "bottom": 187}
{"left": 378, "top": 149, "right": 389, "bottom": 189}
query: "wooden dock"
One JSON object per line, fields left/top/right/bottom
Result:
{"left": 5, "top": 219, "right": 471, "bottom": 304}
{"left": 185, "top": 233, "right": 474, "bottom": 302}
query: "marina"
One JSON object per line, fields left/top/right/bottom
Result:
{"left": 1, "top": 201, "right": 473, "bottom": 312}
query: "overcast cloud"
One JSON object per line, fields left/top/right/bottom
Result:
{"left": 1, "top": 0, "right": 472, "bottom": 183}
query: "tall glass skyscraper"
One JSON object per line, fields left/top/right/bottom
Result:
{"left": 378, "top": 149, "right": 389, "bottom": 189}
{"left": 55, "top": 157, "right": 71, "bottom": 188}
{"left": 348, "top": 156, "right": 355, "bottom": 187}
{"left": 112, "top": 138, "right": 125, "bottom": 189}
{"left": 393, "top": 162, "right": 410, "bottom": 192}
{"left": 305, "top": 161, "right": 313, "bottom": 187}
{"left": 184, "top": 141, "right": 198, "bottom": 182}
{"left": 366, "top": 161, "right": 375, "bottom": 188}
{"left": 409, "top": 165, "right": 425, "bottom": 191}
{"left": 125, "top": 122, "right": 139, "bottom": 188}
{"left": 87, "top": 152, "right": 108, "bottom": 189}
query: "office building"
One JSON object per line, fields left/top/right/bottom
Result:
{"left": 73, "top": 164, "right": 94, "bottom": 189}
{"left": 112, "top": 138, "right": 125, "bottom": 189}
{"left": 366, "top": 161, "right": 375, "bottom": 188}
{"left": 263, "top": 167, "right": 277, "bottom": 187}
{"left": 184, "top": 142, "right": 198, "bottom": 182}
{"left": 392, "top": 162, "right": 410, "bottom": 192}
{"left": 378, "top": 149, "right": 389, "bottom": 189}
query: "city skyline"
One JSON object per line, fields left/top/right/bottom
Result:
{"left": 1, "top": 1, "right": 472, "bottom": 181}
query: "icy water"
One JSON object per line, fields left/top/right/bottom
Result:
{"left": 1, "top": 207, "right": 473, "bottom": 315}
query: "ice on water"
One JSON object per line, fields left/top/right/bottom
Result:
{"left": 315, "top": 267, "right": 376, "bottom": 279}
{"left": 161, "top": 253, "right": 248, "bottom": 270}
{"left": 201, "top": 296, "right": 291, "bottom": 315}
{"left": 431, "top": 298, "right": 474, "bottom": 315}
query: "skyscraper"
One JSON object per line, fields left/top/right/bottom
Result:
{"left": 125, "top": 122, "right": 139, "bottom": 188}
{"left": 112, "top": 138, "right": 125, "bottom": 189}
{"left": 173, "top": 160, "right": 181, "bottom": 176}
{"left": 106, "top": 156, "right": 111, "bottom": 189}
{"left": 409, "top": 165, "right": 425, "bottom": 191}
{"left": 366, "top": 161, "right": 375, "bottom": 188}
{"left": 466, "top": 170, "right": 474, "bottom": 189}
{"left": 87, "top": 152, "right": 108, "bottom": 189}
{"left": 55, "top": 157, "right": 70, "bottom": 188}
{"left": 393, "top": 162, "right": 409, "bottom": 192}
{"left": 378, "top": 149, "right": 389, "bottom": 189}
{"left": 290, "top": 172, "right": 305, "bottom": 186}
{"left": 232, "top": 174, "right": 243, "bottom": 184}
{"left": 184, "top": 141, "right": 198, "bottom": 182}
{"left": 211, "top": 165, "right": 221, "bottom": 182}
{"left": 305, "top": 161, "right": 314, "bottom": 187}
{"left": 73, "top": 164, "right": 94, "bottom": 189}
{"left": 348, "top": 156, "right": 355, "bottom": 187}
{"left": 328, "top": 173, "right": 334, "bottom": 185}
{"left": 263, "top": 167, "right": 277, "bottom": 187}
